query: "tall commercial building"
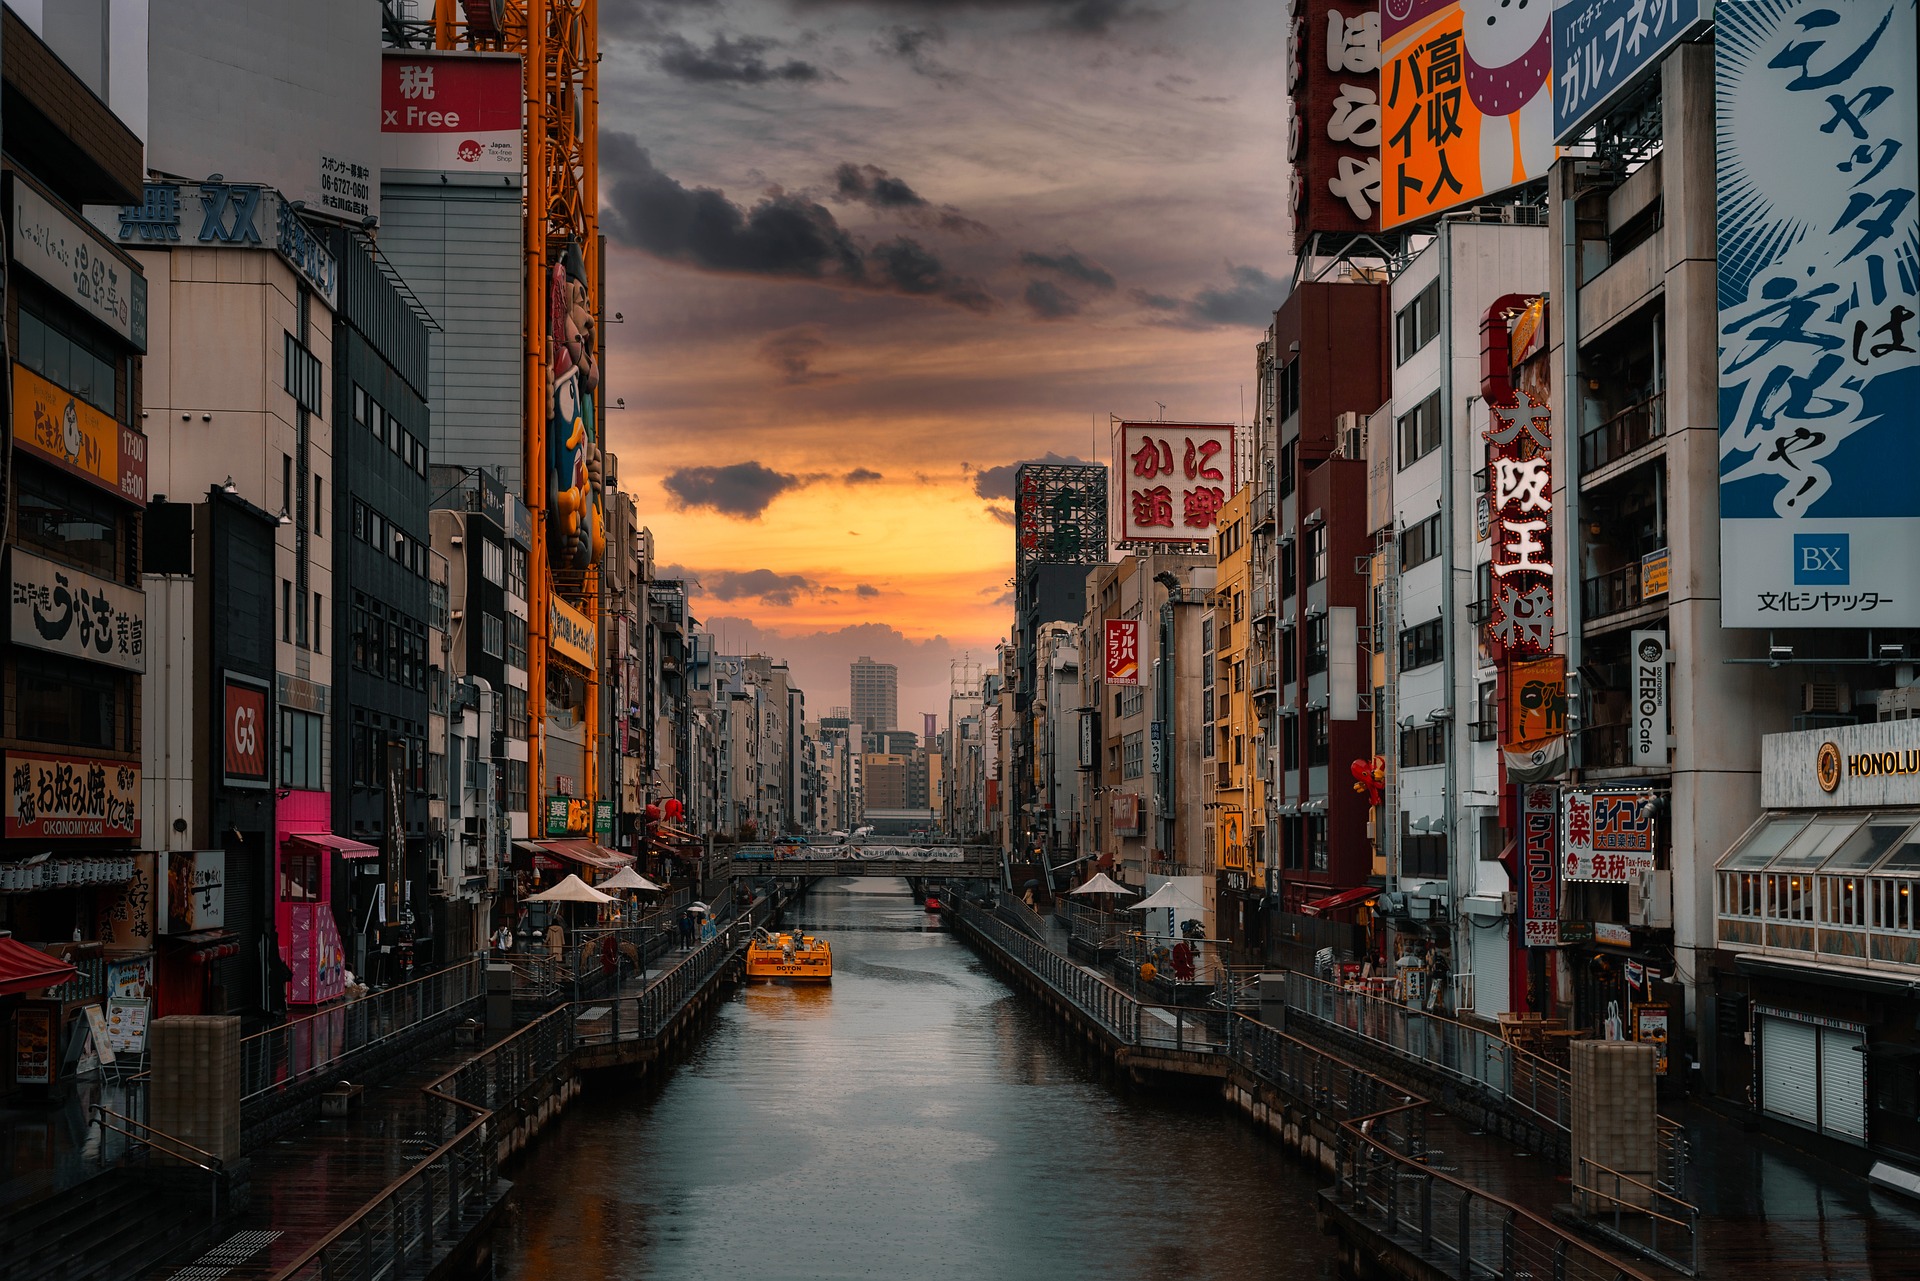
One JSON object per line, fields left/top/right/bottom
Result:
{"left": 850, "top": 656, "right": 897, "bottom": 736}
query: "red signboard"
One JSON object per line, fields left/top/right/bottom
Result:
{"left": 1288, "top": 0, "right": 1382, "bottom": 249}
{"left": 1113, "top": 422, "right": 1236, "bottom": 544}
{"left": 222, "top": 674, "right": 270, "bottom": 786}
{"left": 1563, "top": 789, "right": 1657, "bottom": 884}
{"left": 1519, "top": 783, "right": 1558, "bottom": 948}
{"left": 380, "top": 51, "right": 523, "bottom": 174}
{"left": 1104, "top": 619, "right": 1141, "bottom": 687}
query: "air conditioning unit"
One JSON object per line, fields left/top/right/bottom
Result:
{"left": 428, "top": 855, "right": 449, "bottom": 891}
{"left": 463, "top": 814, "right": 482, "bottom": 838}
{"left": 1629, "top": 868, "right": 1673, "bottom": 929}
{"left": 1335, "top": 411, "right": 1364, "bottom": 460}
{"left": 1804, "top": 680, "right": 1853, "bottom": 715}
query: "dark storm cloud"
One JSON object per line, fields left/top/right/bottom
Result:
{"left": 834, "top": 163, "right": 927, "bottom": 209}
{"left": 600, "top": 0, "right": 720, "bottom": 44}
{"left": 1023, "top": 279, "right": 1082, "bottom": 319}
{"left": 1134, "top": 264, "right": 1287, "bottom": 329}
{"left": 969, "top": 450, "right": 1091, "bottom": 500}
{"left": 758, "top": 326, "right": 839, "bottom": 385}
{"left": 696, "top": 569, "right": 826, "bottom": 607}
{"left": 601, "top": 135, "right": 995, "bottom": 311}
{"left": 855, "top": 584, "right": 883, "bottom": 597}
{"left": 1019, "top": 249, "right": 1116, "bottom": 292}
{"left": 844, "top": 468, "right": 885, "bottom": 484}
{"left": 831, "top": 162, "right": 991, "bottom": 236}
{"left": 871, "top": 23, "right": 957, "bottom": 78}
{"left": 654, "top": 32, "right": 826, "bottom": 83}
{"left": 662, "top": 461, "right": 806, "bottom": 518}
{"left": 791, "top": 0, "right": 1149, "bottom": 36}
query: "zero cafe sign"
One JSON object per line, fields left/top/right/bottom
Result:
{"left": 1765, "top": 719, "right": 1920, "bottom": 809}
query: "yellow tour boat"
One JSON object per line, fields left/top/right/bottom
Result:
{"left": 745, "top": 928, "right": 833, "bottom": 983}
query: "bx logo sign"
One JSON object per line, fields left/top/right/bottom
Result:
{"left": 1793, "top": 534, "right": 1850, "bottom": 585}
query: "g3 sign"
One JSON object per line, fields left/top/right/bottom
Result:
{"left": 223, "top": 673, "right": 271, "bottom": 787}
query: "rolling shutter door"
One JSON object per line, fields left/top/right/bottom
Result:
{"left": 1762, "top": 1016, "right": 1820, "bottom": 1128}
{"left": 1820, "top": 1029, "right": 1868, "bottom": 1141}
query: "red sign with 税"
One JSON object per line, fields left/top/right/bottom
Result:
{"left": 1105, "top": 619, "right": 1141, "bottom": 687}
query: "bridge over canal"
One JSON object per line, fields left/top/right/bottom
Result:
{"left": 722, "top": 842, "right": 1001, "bottom": 884}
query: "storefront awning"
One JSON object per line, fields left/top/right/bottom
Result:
{"left": 0, "top": 938, "right": 79, "bottom": 996}
{"left": 514, "top": 840, "right": 631, "bottom": 870}
{"left": 1735, "top": 953, "right": 1920, "bottom": 999}
{"left": 284, "top": 833, "right": 382, "bottom": 859}
{"left": 1299, "top": 886, "right": 1380, "bottom": 917}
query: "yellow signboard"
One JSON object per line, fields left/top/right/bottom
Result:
{"left": 550, "top": 597, "right": 596, "bottom": 668}
{"left": 13, "top": 363, "right": 147, "bottom": 501}
{"left": 1641, "top": 549, "right": 1670, "bottom": 599}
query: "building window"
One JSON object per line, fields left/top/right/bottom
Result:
{"left": 1278, "top": 439, "right": 1298, "bottom": 500}
{"left": 1119, "top": 685, "right": 1145, "bottom": 719}
{"left": 1283, "top": 722, "right": 1300, "bottom": 771}
{"left": 505, "top": 758, "right": 529, "bottom": 814}
{"left": 482, "top": 540, "right": 505, "bottom": 587}
{"left": 429, "top": 666, "right": 447, "bottom": 714}
{"left": 1305, "top": 614, "right": 1330, "bottom": 676}
{"left": 1277, "top": 357, "right": 1301, "bottom": 421}
{"left": 313, "top": 475, "right": 324, "bottom": 537}
{"left": 1396, "top": 391, "right": 1443, "bottom": 467}
{"left": 1279, "top": 541, "right": 1297, "bottom": 598}
{"left": 313, "top": 592, "right": 324, "bottom": 653}
{"left": 505, "top": 685, "right": 529, "bottom": 739}
{"left": 280, "top": 708, "right": 324, "bottom": 790}
{"left": 285, "top": 333, "right": 324, "bottom": 415}
{"left": 282, "top": 454, "right": 293, "bottom": 513}
{"left": 1307, "top": 525, "right": 1328, "bottom": 583}
{"left": 14, "top": 652, "right": 122, "bottom": 750}
{"left": 13, "top": 469, "right": 123, "bottom": 579}
{"left": 1281, "top": 627, "right": 1298, "bottom": 680}
{"left": 1402, "top": 822, "right": 1448, "bottom": 878}
{"left": 1308, "top": 816, "right": 1329, "bottom": 871}
{"left": 1400, "top": 618, "right": 1444, "bottom": 671}
{"left": 282, "top": 580, "right": 293, "bottom": 642}
{"left": 1400, "top": 513, "right": 1442, "bottom": 569}
{"left": 18, "top": 305, "right": 118, "bottom": 419}
{"left": 1307, "top": 709, "right": 1329, "bottom": 766}
{"left": 1472, "top": 681, "right": 1497, "bottom": 741}
{"left": 482, "top": 613, "right": 504, "bottom": 658}
{"left": 508, "top": 545, "right": 528, "bottom": 599}
{"left": 1122, "top": 731, "right": 1144, "bottom": 780}
{"left": 1400, "top": 723, "right": 1448, "bottom": 768}
{"left": 1395, "top": 280, "right": 1440, "bottom": 365}
{"left": 507, "top": 613, "right": 527, "bottom": 669}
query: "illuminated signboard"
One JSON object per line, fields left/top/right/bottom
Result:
{"left": 1484, "top": 394, "right": 1553, "bottom": 656}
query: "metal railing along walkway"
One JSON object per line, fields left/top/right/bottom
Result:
{"left": 954, "top": 901, "right": 1666, "bottom": 1281}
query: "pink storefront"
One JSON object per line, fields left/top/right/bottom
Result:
{"left": 273, "top": 791, "right": 376, "bottom": 1006}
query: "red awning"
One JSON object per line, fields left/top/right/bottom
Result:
{"left": 161, "top": 929, "right": 240, "bottom": 962}
{"left": 1299, "top": 886, "right": 1381, "bottom": 917}
{"left": 285, "top": 833, "right": 381, "bottom": 860}
{"left": 520, "top": 840, "right": 631, "bottom": 870}
{"left": 0, "top": 937, "right": 80, "bottom": 997}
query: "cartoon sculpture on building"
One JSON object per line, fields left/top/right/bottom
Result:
{"left": 548, "top": 241, "right": 604, "bottom": 573}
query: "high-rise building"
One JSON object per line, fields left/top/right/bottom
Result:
{"left": 850, "top": 656, "right": 897, "bottom": 736}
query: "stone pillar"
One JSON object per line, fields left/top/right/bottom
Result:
{"left": 149, "top": 1014, "right": 242, "bottom": 1164}
{"left": 1571, "top": 1039, "right": 1658, "bottom": 1213}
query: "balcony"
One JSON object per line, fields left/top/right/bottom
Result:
{"left": 1468, "top": 718, "right": 1497, "bottom": 743}
{"left": 1251, "top": 662, "right": 1276, "bottom": 698}
{"left": 1582, "top": 564, "right": 1645, "bottom": 623}
{"left": 1216, "top": 761, "right": 1233, "bottom": 790}
{"left": 1252, "top": 490, "right": 1275, "bottom": 530}
{"left": 1582, "top": 721, "right": 1632, "bottom": 769}
{"left": 1580, "top": 394, "right": 1666, "bottom": 475}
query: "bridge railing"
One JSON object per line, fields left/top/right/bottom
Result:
{"left": 956, "top": 901, "right": 1138, "bottom": 1043}
{"left": 1284, "top": 970, "right": 1572, "bottom": 1134}
{"left": 572, "top": 924, "right": 744, "bottom": 1048}
{"left": 239, "top": 959, "right": 484, "bottom": 1106}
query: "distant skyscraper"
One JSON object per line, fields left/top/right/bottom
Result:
{"left": 850, "top": 656, "right": 898, "bottom": 735}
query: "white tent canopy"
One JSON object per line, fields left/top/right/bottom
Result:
{"left": 525, "top": 874, "right": 615, "bottom": 904}
{"left": 599, "top": 866, "right": 662, "bottom": 892}
{"left": 1128, "top": 883, "right": 1181, "bottom": 912}
{"left": 1069, "top": 872, "right": 1135, "bottom": 897}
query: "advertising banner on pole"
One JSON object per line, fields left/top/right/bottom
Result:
{"left": 1520, "top": 783, "right": 1559, "bottom": 947}
{"left": 1717, "top": 1, "right": 1920, "bottom": 628}
{"left": 1379, "top": 0, "right": 1557, "bottom": 229}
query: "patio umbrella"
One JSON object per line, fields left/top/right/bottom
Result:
{"left": 525, "top": 874, "right": 615, "bottom": 904}
{"left": 688, "top": 901, "right": 710, "bottom": 914}
{"left": 1070, "top": 872, "right": 1135, "bottom": 897}
{"left": 1128, "top": 882, "right": 1180, "bottom": 912}
{"left": 600, "top": 866, "right": 662, "bottom": 893}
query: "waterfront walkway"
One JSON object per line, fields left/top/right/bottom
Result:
{"left": 965, "top": 898, "right": 1920, "bottom": 1281}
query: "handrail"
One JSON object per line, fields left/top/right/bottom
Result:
{"left": 1573, "top": 1154, "right": 1700, "bottom": 1275}
{"left": 91, "top": 1104, "right": 226, "bottom": 1224}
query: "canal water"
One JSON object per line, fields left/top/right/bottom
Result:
{"left": 494, "top": 879, "right": 1341, "bottom": 1280}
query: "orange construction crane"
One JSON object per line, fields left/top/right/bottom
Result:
{"left": 432, "top": 0, "right": 603, "bottom": 829}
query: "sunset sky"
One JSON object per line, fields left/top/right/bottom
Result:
{"left": 596, "top": 0, "right": 1289, "bottom": 718}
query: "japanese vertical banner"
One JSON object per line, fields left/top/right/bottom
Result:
{"left": 1716, "top": 1, "right": 1920, "bottom": 627}
{"left": 1519, "top": 783, "right": 1559, "bottom": 948}
{"left": 1113, "top": 422, "right": 1236, "bottom": 544}
{"left": 1484, "top": 396, "right": 1554, "bottom": 655}
{"left": 1379, "top": 0, "right": 1557, "bottom": 229}
{"left": 1104, "top": 619, "right": 1142, "bottom": 687}
{"left": 1287, "top": 0, "right": 1382, "bottom": 248}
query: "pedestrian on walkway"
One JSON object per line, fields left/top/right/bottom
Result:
{"left": 546, "top": 919, "right": 566, "bottom": 977}
{"left": 678, "top": 909, "right": 693, "bottom": 949}
{"left": 494, "top": 922, "right": 514, "bottom": 956}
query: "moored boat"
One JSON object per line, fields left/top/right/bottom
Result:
{"left": 744, "top": 928, "right": 833, "bottom": 982}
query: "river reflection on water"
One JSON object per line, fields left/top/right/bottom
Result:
{"left": 494, "top": 879, "right": 1340, "bottom": 1280}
